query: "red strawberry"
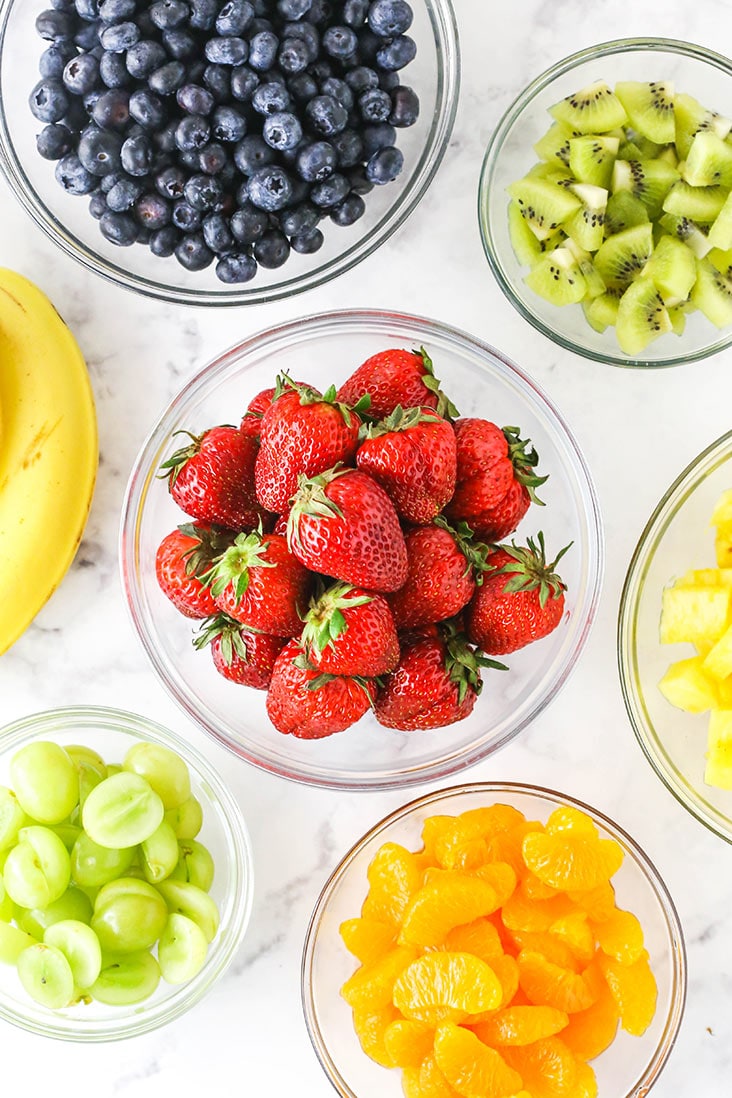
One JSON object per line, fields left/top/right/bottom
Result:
{"left": 160, "top": 425, "right": 264, "bottom": 530}
{"left": 240, "top": 379, "right": 308, "bottom": 439}
{"left": 444, "top": 420, "right": 547, "bottom": 541}
{"left": 387, "top": 518, "right": 491, "bottom": 629}
{"left": 254, "top": 377, "right": 368, "bottom": 512}
{"left": 375, "top": 621, "right": 503, "bottom": 731}
{"left": 206, "top": 529, "right": 311, "bottom": 636}
{"left": 355, "top": 406, "right": 457, "bottom": 524}
{"left": 194, "top": 613, "right": 286, "bottom": 689}
{"left": 155, "top": 523, "right": 234, "bottom": 619}
{"left": 465, "top": 533, "right": 570, "bottom": 655}
{"left": 287, "top": 467, "right": 408, "bottom": 592}
{"left": 272, "top": 512, "right": 289, "bottom": 536}
{"left": 301, "top": 582, "right": 399, "bottom": 676}
{"left": 336, "top": 346, "right": 459, "bottom": 421}
{"left": 266, "top": 639, "right": 376, "bottom": 739}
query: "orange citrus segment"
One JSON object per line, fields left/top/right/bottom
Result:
{"left": 472, "top": 862, "right": 518, "bottom": 905}
{"left": 574, "top": 1060, "right": 598, "bottom": 1098}
{"left": 341, "top": 945, "right": 418, "bottom": 1009}
{"left": 597, "top": 950, "right": 658, "bottom": 1036}
{"left": 416, "top": 1053, "right": 465, "bottom": 1098}
{"left": 421, "top": 816, "right": 455, "bottom": 863}
{"left": 521, "top": 872, "right": 559, "bottom": 901}
{"left": 561, "top": 964, "right": 619, "bottom": 1061}
{"left": 352, "top": 1003, "right": 400, "bottom": 1066}
{"left": 486, "top": 820, "right": 544, "bottom": 877}
{"left": 384, "top": 1018, "right": 435, "bottom": 1069}
{"left": 549, "top": 912, "right": 595, "bottom": 964}
{"left": 507, "top": 930, "right": 580, "bottom": 973}
{"left": 517, "top": 951, "right": 596, "bottom": 1013}
{"left": 393, "top": 952, "right": 503, "bottom": 1025}
{"left": 434, "top": 1022, "right": 524, "bottom": 1098}
{"left": 401, "top": 875, "right": 500, "bottom": 947}
{"left": 568, "top": 881, "right": 617, "bottom": 922}
{"left": 472, "top": 1005, "right": 569, "bottom": 1046}
{"left": 444, "top": 918, "right": 503, "bottom": 964}
{"left": 435, "top": 806, "right": 527, "bottom": 870}
{"left": 545, "top": 806, "right": 599, "bottom": 837}
{"left": 522, "top": 831, "right": 624, "bottom": 891}
{"left": 593, "top": 908, "right": 645, "bottom": 965}
{"left": 340, "top": 917, "right": 397, "bottom": 965}
{"left": 501, "top": 890, "right": 574, "bottom": 934}
{"left": 362, "top": 843, "right": 424, "bottom": 927}
{"left": 503, "top": 1037, "right": 578, "bottom": 1098}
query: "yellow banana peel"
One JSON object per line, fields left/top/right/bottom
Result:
{"left": 0, "top": 269, "right": 98, "bottom": 655}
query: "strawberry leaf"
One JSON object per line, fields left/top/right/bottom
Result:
{"left": 502, "top": 425, "right": 549, "bottom": 505}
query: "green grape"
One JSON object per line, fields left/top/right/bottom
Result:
{"left": 91, "top": 878, "right": 168, "bottom": 953}
{"left": 16, "top": 886, "right": 93, "bottom": 939}
{"left": 10, "top": 742, "right": 79, "bottom": 824}
{"left": 52, "top": 823, "right": 82, "bottom": 852}
{"left": 82, "top": 772, "right": 164, "bottom": 849}
{"left": 3, "top": 826, "right": 71, "bottom": 909}
{"left": 44, "top": 920, "right": 102, "bottom": 989}
{"left": 140, "top": 821, "right": 179, "bottom": 884}
{"left": 123, "top": 743, "right": 191, "bottom": 811}
{"left": 91, "top": 950, "right": 160, "bottom": 1005}
{"left": 0, "top": 875, "right": 14, "bottom": 921}
{"left": 170, "top": 840, "right": 215, "bottom": 892}
{"left": 17, "top": 943, "right": 75, "bottom": 1009}
{"left": 0, "top": 921, "right": 37, "bottom": 964}
{"left": 66, "top": 745, "right": 108, "bottom": 808}
{"left": 156, "top": 880, "right": 219, "bottom": 944}
{"left": 70, "top": 832, "right": 135, "bottom": 889}
{"left": 106, "top": 764, "right": 122, "bottom": 777}
{"left": 158, "top": 913, "right": 208, "bottom": 985}
{"left": 0, "top": 786, "right": 28, "bottom": 850}
{"left": 164, "top": 796, "right": 203, "bottom": 840}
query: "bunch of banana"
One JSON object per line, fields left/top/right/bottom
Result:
{"left": 0, "top": 269, "right": 97, "bottom": 656}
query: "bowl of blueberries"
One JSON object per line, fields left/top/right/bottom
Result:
{"left": 0, "top": 0, "right": 459, "bottom": 304}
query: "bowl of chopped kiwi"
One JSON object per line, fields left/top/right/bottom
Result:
{"left": 479, "top": 37, "right": 732, "bottom": 368}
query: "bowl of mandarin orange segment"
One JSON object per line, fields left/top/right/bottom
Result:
{"left": 302, "top": 784, "right": 686, "bottom": 1098}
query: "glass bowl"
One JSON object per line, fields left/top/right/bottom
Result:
{"left": 120, "top": 308, "right": 603, "bottom": 790}
{"left": 0, "top": 705, "right": 254, "bottom": 1041}
{"left": 0, "top": 0, "right": 459, "bottom": 306}
{"left": 478, "top": 37, "right": 732, "bottom": 368}
{"left": 302, "top": 783, "right": 686, "bottom": 1098}
{"left": 618, "top": 430, "right": 732, "bottom": 842}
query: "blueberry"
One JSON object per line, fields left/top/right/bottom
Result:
{"left": 216, "top": 0, "right": 254, "bottom": 35}
{"left": 310, "top": 171, "right": 349, "bottom": 208}
{"left": 306, "top": 94, "right": 348, "bottom": 136}
{"left": 172, "top": 200, "right": 202, "bottom": 230}
{"left": 362, "top": 121, "right": 395, "bottom": 156}
{"left": 262, "top": 111, "right": 302, "bottom": 151}
{"left": 155, "top": 165, "right": 186, "bottom": 198}
{"left": 321, "top": 78, "right": 353, "bottom": 111}
{"left": 247, "top": 165, "right": 292, "bottom": 211}
{"left": 277, "top": 38, "right": 309, "bottom": 75}
{"left": 278, "top": 201, "right": 318, "bottom": 236}
{"left": 252, "top": 82, "right": 290, "bottom": 117}
{"left": 123, "top": 40, "right": 165, "bottom": 79}
{"left": 105, "top": 177, "right": 144, "bottom": 210}
{"left": 277, "top": 0, "right": 312, "bottom": 16}
{"left": 211, "top": 104, "right": 247, "bottom": 142}
{"left": 36, "top": 123, "right": 74, "bottom": 160}
{"left": 322, "top": 25, "right": 357, "bottom": 59}
{"left": 89, "top": 189, "right": 108, "bottom": 218}
{"left": 249, "top": 15, "right": 274, "bottom": 33}
{"left": 78, "top": 125, "right": 123, "bottom": 174}
{"left": 62, "top": 53, "right": 99, "bottom": 95}
{"left": 233, "top": 134, "right": 275, "bottom": 174}
{"left": 288, "top": 73, "right": 318, "bottom": 102}
{"left": 121, "top": 133, "right": 154, "bottom": 175}
{"left": 295, "top": 140, "right": 335, "bottom": 182}
{"left": 359, "top": 87, "right": 391, "bottom": 122}
{"left": 331, "top": 128, "right": 363, "bottom": 167}
{"left": 100, "top": 169, "right": 123, "bottom": 192}
{"left": 51, "top": 0, "right": 76, "bottom": 10}
{"left": 283, "top": 20, "right": 319, "bottom": 59}
{"left": 175, "top": 233, "right": 214, "bottom": 270}
{"left": 290, "top": 226, "right": 323, "bottom": 253}
{"left": 40, "top": 42, "right": 78, "bottom": 79}
{"left": 29, "top": 79, "right": 69, "bottom": 124}
{"left": 55, "top": 153, "right": 97, "bottom": 194}
{"left": 230, "top": 201, "right": 268, "bottom": 243}
{"left": 189, "top": 0, "right": 218, "bottom": 29}
{"left": 163, "top": 28, "right": 198, "bottom": 59}
{"left": 309, "top": 59, "right": 333, "bottom": 85}
{"left": 100, "top": 210, "right": 138, "bottom": 245}
{"left": 248, "top": 30, "right": 278, "bottom": 72}
{"left": 376, "top": 35, "right": 416, "bottom": 71}
{"left": 75, "top": 0, "right": 99, "bottom": 19}
{"left": 200, "top": 64, "right": 230, "bottom": 102}
{"left": 149, "top": 225, "right": 180, "bottom": 256}
{"left": 306, "top": 0, "right": 332, "bottom": 22}
{"left": 330, "top": 191, "right": 365, "bottom": 225}
{"left": 230, "top": 66, "right": 258, "bottom": 101}
{"left": 215, "top": 253, "right": 257, "bottom": 283}
{"left": 200, "top": 212, "right": 233, "bottom": 252}
{"left": 149, "top": 61, "right": 187, "bottom": 96}
{"left": 149, "top": 0, "right": 190, "bottom": 29}
{"left": 354, "top": 28, "right": 380, "bottom": 63}
{"left": 177, "top": 84, "right": 215, "bottom": 116}
{"left": 365, "top": 144, "right": 403, "bottom": 184}
{"left": 198, "top": 142, "right": 228, "bottom": 174}
{"left": 153, "top": 120, "right": 178, "bottom": 153}
{"left": 184, "top": 172, "right": 223, "bottom": 210}
{"left": 343, "top": 0, "right": 368, "bottom": 24}
{"left": 129, "top": 89, "right": 167, "bottom": 129}
{"left": 347, "top": 164, "right": 374, "bottom": 194}
{"left": 92, "top": 88, "right": 130, "bottom": 130}
{"left": 254, "top": 229, "right": 289, "bottom": 268}
{"left": 205, "top": 37, "right": 249, "bottom": 65}
{"left": 35, "top": 8, "right": 75, "bottom": 40}
{"left": 368, "top": 0, "right": 413, "bottom": 36}
{"left": 98, "top": 0, "right": 134, "bottom": 18}
{"left": 176, "top": 114, "right": 211, "bottom": 151}
{"left": 74, "top": 20, "right": 100, "bottom": 49}
{"left": 99, "top": 20, "right": 139, "bottom": 51}
{"left": 99, "top": 49, "right": 129, "bottom": 87}
{"left": 345, "top": 65, "right": 378, "bottom": 93}
{"left": 389, "top": 84, "right": 419, "bottom": 127}
{"left": 135, "top": 192, "right": 171, "bottom": 229}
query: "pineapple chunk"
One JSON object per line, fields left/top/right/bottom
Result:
{"left": 659, "top": 657, "right": 719, "bottom": 712}
{"left": 705, "top": 710, "right": 732, "bottom": 789}
{"left": 677, "top": 567, "right": 732, "bottom": 587}
{"left": 718, "top": 677, "right": 732, "bottom": 707}
{"left": 710, "top": 489, "right": 732, "bottom": 527}
{"left": 659, "top": 585, "right": 732, "bottom": 646}
{"left": 715, "top": 523, "right": 732, "bottom": 567}
{"left": 704, "top": 624, "right": 732, "bottom": 680}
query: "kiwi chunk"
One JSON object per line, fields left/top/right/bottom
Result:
{"left": 568, "top": 135, "right": 620, "bottom": 188}
{"left": 594, "top": 222, "right": 654, "bottom": 289}
{"left": 663, "top": 180, "right": 728, "bottom": 222}
{"left": 675, "top": 92, "right": 732, "bottom": 160}
{"left": 658, "top": 212, "right": 712, "bottom": 258}
{"left": 508, "top": 201, "right": 566, "bottom": 266}
{"left": 533, "top": 121, "right": 576, "bottom": 166}
{"left": 565, "top": 183, "right": 608, "bottom": 251}
{"left": 707, "top": 192, "right": 732, "bottom": 250}
{"left": 668, "top": 304, "right": 688, "bottom": 335}
{"left": 549, "top": 81, "right": 627, "bottom": 134}
{"left": 615, "top": 81, "right": 676, "bottom": 144}
{"left": 708, "top": 246, "right": 732, "bottom": 276}
{"left": 582, "top": 290, "right": 622, "bottom": 332}
{"left": 611, "top": 158, "right": 679, "bottom": 219}
{"left": 604, "top": 191, "right": 649, "bottom": 235}
{"left": 641, "top": 235, "right": 697, "bottom": 305}
{"left": 615, "top": 278, "right": 673, "bottom": 355}
{"left": 690, "top": 258, "right": 732, "bottom": 326}
{"left": 507, "top": 176, "right": 581, "bottom": 240}
{"left": 524, "top": 247, "right": 587, "bottom": 306}
{"left": 562, "top": 238, "right": 606, "bottom": 297}
{"left": 683, "top": 132, "right": 732, "bottom": 188}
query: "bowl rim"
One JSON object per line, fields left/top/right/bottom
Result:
{"left": 0, "top": 0, "right": 460, "bottom": 307}
{"left": 618, "top": 427, "right": 732, "bottom": 843}
{"left": 478, "top": 35, "right": 732, "bottom": 369}
{"left": 119, "top": 306, "right": 605, "bottom": 791}
{"left": 0, "top": 703, "right": 255, "bottom": 1042}
{"left": 301, "top": 780, "right": 687, "bottom": 1098}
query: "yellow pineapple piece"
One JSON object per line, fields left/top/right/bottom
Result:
{"left": 703, "top": 624, "right": 732, "bottom": 681}
{"left": 715, "top": 524, "right": 732, "bottom": 568}
{"left": 659, "top": 585, "right": 731, "bottom": 646}
{"left": 718, "top": 677, "right": 732, "bottom": 707}
{"left": 677, "top": 568, "right": 732, "bottom": 587}
{"left": 658, "top": 657, "right": 719, "bottom": 712}
{"left": 710, "top": 489, "right": 732, "bottom": 527}
{"left": 705, "top": 710, "right": 732, "bottom": 789}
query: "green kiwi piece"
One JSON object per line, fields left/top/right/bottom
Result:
{"left": 617, "top": 140, "right": 644, "bottom": 161}
{"left": 663, "top": 180, "right": 729, "bottom": 222}
{"left": 683, "top": 132, "right": 732, "bottom": 188}
{"left": 658, "top": 213, "right": 712, "bottom": 258}
{"left": 507, "top": 176, "right": 582, "bottom": 241}
{"left": 656, "top": 145, "right": 680, "bottom": 168}
{"left": 549, "top": 81, "right": 627, "bottom": 135}
{"left": 567, "top": 135, "right": 619, "bottom": 189}
{"left": 533, "top": 121, "right": 576, "bottom": 166}
{"left": 690, "top": 257, "right": 732, "bottom": 327}
{"left": 564, "top": 183, "right": 608, "bottom": 251}
{"left": 524, "top": 247, "right": 587, "bottom": 306}
{"left": 707, "top": 246, "right": 732, "bottom": 275}
{"left": 615, "top": 277, "right": 673, "bottom": 355}
{"left": 611, "top": 158, "right": 679, "bottom": 220}
{"left": 707, "top": 191, "right": 732, "bottom": 250}
{"left": 594, "top": 222, "right": 654, "bottom": 290}
{"left": 667, "top": 304, "right": 689, "bottom": 335}
{"left": 641, "top": 235, "right": 697, "bottom": 305}
{"left": 582, "top": 291, "right": 622, "bottom": 332}
{"left": 508, "top": 201, "right": 566, "bottom": 266}
{"left": 675, "top": 92, "right": 732, "bottom": 160}
{"left": 561, "top": 238, "right": 606, "bottom": 297}
{"left": 604, "top": 191, "right": 650, "bottom": 236}
{"left": 615, "top": 81, "right": 676, "bottom": 144}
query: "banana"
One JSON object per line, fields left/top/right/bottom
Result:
{"left": 0, "top": 269, "right": 98, "bottom": 655}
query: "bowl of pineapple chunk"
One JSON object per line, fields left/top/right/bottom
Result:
{"left": 619, "top": 430, "right": 732, "bottom": 840}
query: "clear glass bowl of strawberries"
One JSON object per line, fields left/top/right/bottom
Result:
{"left": 121, "top": 310, "right": 603, "bottom": 789}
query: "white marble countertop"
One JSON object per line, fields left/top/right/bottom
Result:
{"left": 2, "top": 0, "right": 732, "bottom": 1093}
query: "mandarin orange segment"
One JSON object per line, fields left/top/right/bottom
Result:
{"left": 568, "top": 881, "right": 617, "bottom": 923}
{"left": 470, "top": 952, "right": 521, "bottom": 1019}
{"left": 561, "top": 965, "right": 619, "bottom": 1061}
{"left": 341, "top": 945, "right": 418, "bottom": 1009}
{"left": 393, "top": 952, "right": 503, "bottom": 1026}
{"left": 362, "top": 843, "right": 424, "bottom": 927}
{"left": 444, "top": 918, "right": 503, "bottom": 964}
{"left": 384, "top": 1018, "right": 435, "bottom": 1069}
{"left": 549, "top": 912, "right": 595, "bottom": 964}
{"left": 545, "top": 806, "right": 599, "bottom": 838}
{"left": 435, "top": 806, "right": 527, "bottom": 870}
{"left": 593, "top": 908, "right": 645, "bottom": 965}
{"left": 340, "top": 917, "right": 397, "bottom": 965}
{"left": 520, "top": 872, "right": 559, "bottom": 902}
{"left": 598, "top": 950, "right": 658, "bottom": 1036}
{"left": 434, "top": 1022, "right": 524, "bottom": 1098}
{"left": 421, "top": 815, "right": 455, "bottom": 863}
{"left": 486, "top": 820, "right": 544, "bottom": 877}
{"left": 417, "top": 1053, "right": 465, "bottom": 1098}
{"left": 503, "top": 1037, "right": 578, "bottom": 1098}
{"left": 472, "top": 1004, "right": 569, "bottom": 1047}
{"left": 401, "top": 875, "right": 500, "bottom": 947}
{"left": 501, "top": 889, "right": 574, "bottom": 934}
{"left": 507, "top": 930, "right": 580, "bottom": 973}
{"left": 352, "top": 1003, "right": 400, "bottom": 1067}
{"left": 517, "top": 951, "right": 596, "bottom": 1013}
{"left": 472, "top": 862, "right": 518, "bottom": 905}
{"left": 522, "top": 831, "right": 624, "bottom": 892}
{"left": 574, "top": 1060, "right": 598, "bottom": 1098}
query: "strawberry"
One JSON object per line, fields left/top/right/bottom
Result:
{"left": 287, "top": 467, "right": 408, "bottom": 592}
{"left": 254, "top": 377, "right": 368, "bottom": 513}
{"left": 266, "top": 639, "right": 376, "bottom": 739}
{"left": 375, "top": 621, "right": 504, "bottom": 731}
{"left": 301, "top": 582, "right": 399, "bottom": 677}
{"left": 336, "top": 346, "right": 459, "bottom": 421}
{"left": 355, "top": 405, "right": 457, "bottom": 524}
{"left": 206, "top": 529, "right": 312, "bottom": 636}
{"left": 465, "top": 533, "right": 570, "bottom": 655}
{"left": 240, "top": 379, "right": 307, "bottom": 439}
{"left": 194, "top": 613, "right": 286, "bottom": 689}
{"left": 387, "top": 518, "right": 491, "bottom": 629}
{"left": 159, "top": 425, "right": 264, "bottom": 530}
{"left": 155, "top": 523, "right": 234, "bottom": 619}
{"left": 444, "top": 420, "right": 547, "bottom": 541}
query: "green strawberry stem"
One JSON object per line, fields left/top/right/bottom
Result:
{"left": 287, "top": 465, "right": 347, "bottom": 557}
{"left": 203, "top": 528, "right": 275, "bottom": 600}
{"left": 301, "top": 582, "right": 373, "bottom": 661}
{"left": 157, "top": 429, "right": 204, "bottom": 488}
{"left": 433, "top": 515, "right": 492, "bottom": 582}
{"left": 193, "top": 613, "right": 257, "bottom": 666}
{"left": 413, "top": 347, "right": 460, "bottom": 420}
{"left": 360, "top": 404, "right": 443, "bottom": 440}
{"left": 177, "top": 523, "right": 236, "bottom": 578}
{"left": 440, "top": 619, "right": 507, "bottom": 703}
{"left": 502, "top": 425, "right": 549, "bottom": 505}
{"left": 273, "top": 373, "right": 371, "bottom": 427}
{"left": 492, "top": 532, "right": 572, "bottom": 608}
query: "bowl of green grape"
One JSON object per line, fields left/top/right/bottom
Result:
{"left": 0, "top": 705, "right": 253, "bottom": 1041}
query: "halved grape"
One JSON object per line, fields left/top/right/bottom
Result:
{"left": 158, "top": 913, "right": 208, "bottom": 984}
{"left": 66, "top": 745, "right": 108, "bottom": 809}
{"left": 0, "top": 878, "right": 14, "bottom": 921}
{"left": 156, "top": 880, "right": 219, "bottom": 943}
{"left": 3, "top": 826, "right": 71, "bottom": 909}
{"left": 0, "top": 786, "right": 28, "bottom": 850}
{"left": 123, "top": 743, "right": 191, "bottom": 810}
{"left": 0, "top": 921, "right": 38, "bottom": 964}
{"left": 91, "top": 878, "right": 168, "bottom": 953}
{"left": 17, "top": 943, "right": 74, "bottom": 1009}
{"left": 82, "top": 772, "right": 164, "bottom": 848}
{"left": 10, "top": 743, "right": 79, "bottom": 824}
{"left": 44, "top": 920, "right": 102, "bottom": 989}
{"left": 170, "top": 840, "right": 215, "bottom": 892}
{"left": 91, "top": 950, "right": 161, "bottom": 1005}
{"left": 71, "top": 831, "right": 136, "bottom": 888}
{"left": 16, "top": 886, "right": 93, "bottom": 939}
{"left": 165, "top": 796, "right": 203, "bottom": 839}
{"left": 140, "top": 820, "right": 179, "bottom": 884}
